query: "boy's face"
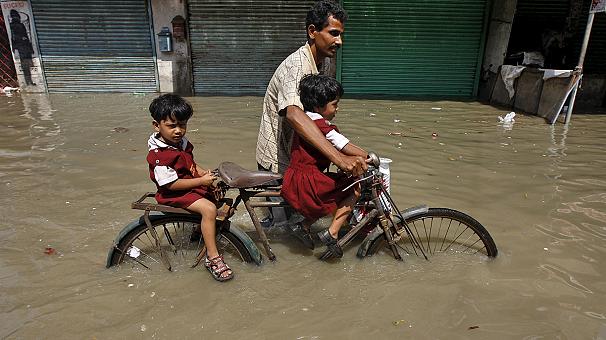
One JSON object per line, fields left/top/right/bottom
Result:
{"left": 153, "top": 116, "right": 188, "bottom": 147}
{"left": 316, "top": 98, "right": 340, "bottom": 121}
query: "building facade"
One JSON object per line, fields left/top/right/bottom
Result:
{"left": 1, "top": 0, "right": 604, "bottom": 109}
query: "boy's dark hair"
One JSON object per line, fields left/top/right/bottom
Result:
{"left": 299, "top": 74, "right": 344, "bottom": 112}
{"left": 149, "top": 93, "right": 193, "bottom": 122}
{"left": 306, "top": 0, "right": 347, "bottom": 34}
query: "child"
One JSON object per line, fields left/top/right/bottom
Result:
{"left": 281, "top": 75, "right": 368, "bottom": 259}
{"left": 147, "top": 94, "right": 233, "bottom": 282}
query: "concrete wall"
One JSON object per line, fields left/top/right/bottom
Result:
{"left": 477, "top": 0, "right": 517, "bottom": 101}
{"left": 150, "top": 0, "right": 192, "bottom": 95}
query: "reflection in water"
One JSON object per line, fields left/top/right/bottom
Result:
{"left": 0, "top": 94, "right": 605, "bottom": 338}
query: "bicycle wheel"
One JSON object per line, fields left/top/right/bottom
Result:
{"left": 109, "top": 215, "right": 253, "bottom": 271}
{"left": 367, "top": 208, "right": 498, "bottom": 258}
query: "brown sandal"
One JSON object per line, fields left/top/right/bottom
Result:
{"left": 204, "top": 255, "right": 234, "bottom": 282}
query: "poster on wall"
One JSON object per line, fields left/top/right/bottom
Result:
{"left": 1, "top": 0, "right": 39, "bottom": 86}
{"left": 590, "top": 0, "right": 606, "bottom": 13}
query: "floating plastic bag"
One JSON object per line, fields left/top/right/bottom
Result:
{"left": 498, "top": 111, "right": 516, "bottom": 123}
{"left": 127, "top": 246, "right": 141, "bottom": 258}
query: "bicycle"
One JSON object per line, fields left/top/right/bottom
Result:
{"left": 106, "top": 152, "right": 498, "bottom": 271}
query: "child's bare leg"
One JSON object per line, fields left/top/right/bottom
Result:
{"left": 187, "top": 198, "right": 220, "bottom": 257}
{"left": 327, "top": 184, "right": 361, "bottom": 239}
{"left": 187, "top": 198, "right": 233, "bottom": 281}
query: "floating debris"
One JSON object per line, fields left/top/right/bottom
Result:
{"left": 431, "top": 107, "right": 442, "bottom": 110}
{"left": 468, "top": 325, "right": 479, "bottom": 330}
{"left": 392, "top": 319, "right": 406, "bottom": 326}
{"left": 44, "top": 247, "right": 55, "bottom": 255}
{"left": 112, "top": 127, "right": 129, "bottom": 133}
{"left": 389, "top": 132, "right": 402, "bottom": 136}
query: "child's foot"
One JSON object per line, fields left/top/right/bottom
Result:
{"left": 204, "top": 254, "right": 234, "bottom": 282}
{"left": 289, "top": 223, "right": 315, "bottom": 249}
{"left": 317, "top": 229, "right": 343, "bottom": 260}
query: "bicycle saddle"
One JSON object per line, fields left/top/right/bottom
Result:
{"left": 218, "top": 162, "right": 282, "bottom": 188}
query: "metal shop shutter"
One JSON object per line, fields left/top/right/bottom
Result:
{"left": 340, "top": 0, "right": 488, "bottom": 97}
{"left": 188, "top": 0, "right": 315, "bottom": 95}
{"left": 30, "top": 0, "right": 157, "bottom": 93}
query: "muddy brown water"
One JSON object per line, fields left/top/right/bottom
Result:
{"left": 1, "top": 93, "right": 605, "bottom": 339}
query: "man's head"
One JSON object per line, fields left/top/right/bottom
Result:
{"left": 306, "top": 1, "right": 347, "bottom": 59}
{"left": 149, "top": 94, "right": 193, "bottom": 146}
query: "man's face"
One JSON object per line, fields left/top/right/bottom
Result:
{"left": 309, "top": 15, "right": 344, "bottom": 59}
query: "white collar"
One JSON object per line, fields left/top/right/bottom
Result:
{"left": 148, "top": 133, "right": 189, "bottom": 151}
{"left": 305, "top": 111, "right": 331, "bottom": 125}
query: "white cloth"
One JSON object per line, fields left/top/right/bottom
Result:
{"left": 541, "top": 69, "right": 573, "bottom": 80}
{"left": 147, "top": 133, "right": 189, "bottom": 186}
{"left": 305, "top": 111, "right": 350, "bottom": 150}
{"left": 500, "top": 65, "right": 526, "bottom": 99}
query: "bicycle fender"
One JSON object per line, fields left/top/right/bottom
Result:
{"left": 106, "top": 212, "right": 165, "bottom": 268}
{"left": 228, "top": 224, "right": 263, "bottom": 266}
{"left": 356, "top": 205, "right": 429, "bottom": 258}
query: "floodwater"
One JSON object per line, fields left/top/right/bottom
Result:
{"left": 1, "top": 92, "right": 605, "bottom": 339}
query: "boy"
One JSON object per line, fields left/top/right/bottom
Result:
{"left": 147, "top": 94, "right": 233, "bottom": 282}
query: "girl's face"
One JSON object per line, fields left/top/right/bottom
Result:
{"left": 153, "top": 116, "right": 187, "bottom": 147}
{"left": 316, "top": 98, "right": 340, "bottom": 121}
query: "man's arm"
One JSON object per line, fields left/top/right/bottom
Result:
{"left": 285, "top": 105, "right": 367, "bottom": 176}
{"left": 341, "top": 142, "right": 367, "bottom": 158}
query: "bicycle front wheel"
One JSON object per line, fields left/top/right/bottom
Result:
{"left": 367, "top": 208, "right": 498, "bottom": 258}
{"left": 110, "top": 215, "right": 254, "bottom": 271}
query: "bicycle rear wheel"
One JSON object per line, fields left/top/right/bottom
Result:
{"left": 366, "top": 208, "right": 498, "bottom": 258}
{"left": 109, "top": 215, "right": 253, "bottom": 271}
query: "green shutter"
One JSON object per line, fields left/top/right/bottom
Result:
{"left": 340, "top": 0, "right": 488, "bottom": 97}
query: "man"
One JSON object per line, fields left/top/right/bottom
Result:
{"left": 255, "top": 0, "right": 367, "bottom": 230}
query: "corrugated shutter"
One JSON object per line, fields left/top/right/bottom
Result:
{"left": 340, "top": 0, "right": 488, "bottom": 97}
{"left": 30, "top": 0, "right": 157, "bottom": 92}
{"left": 188, "top": 0, "right": 315, "bottom": 95}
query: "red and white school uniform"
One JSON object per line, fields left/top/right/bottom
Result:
{"left": 147, "top": 133, "right": 215, "bottom": 208}
{"left": 281, "top": 112, "right": 356, "bottom": 220}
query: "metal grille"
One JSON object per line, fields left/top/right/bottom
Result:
{"left": 188, "top": 0, "right": 316, "bottom": 95}
{"left": 340, "top": 0, "right": 488, "bottom": 97}
{"left": 0, "top": 12, "right": 18, "bottom": 88}
{"left": 30, "top": 0, "right": 157, "bottom": 93}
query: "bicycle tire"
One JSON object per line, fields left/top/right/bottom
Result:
{"left": 109, "top": 215, "right": 254, "bottom": 270}
{"left": 366, "top": 208, "right": 498, "bottom": 258}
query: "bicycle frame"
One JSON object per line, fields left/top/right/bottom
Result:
{"left": 225, "top": 165, "right": 428, "bottom": 262}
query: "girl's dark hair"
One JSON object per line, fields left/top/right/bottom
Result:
{"left": 306, "top": 0, "right": 347, "bottom": 34}
{"left": 299, "top": 74, "right": 344, "bottom": 112}
{"left": 149, "top": 94, "right": 193, "bottom": 122}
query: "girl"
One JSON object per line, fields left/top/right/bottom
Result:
{"left": 281, "top": 74, "right": 368, "bottom": 259}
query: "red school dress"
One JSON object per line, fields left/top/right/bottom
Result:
{"left": 281, "top": 112, "right": 356, "bottom": 220}
{"left": 147, "top": 133, "right": 216, "bottom": 208}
